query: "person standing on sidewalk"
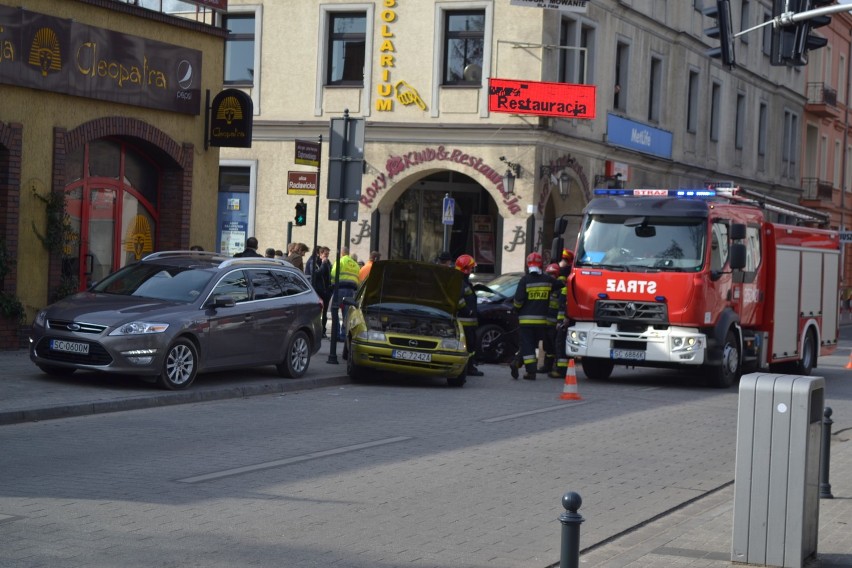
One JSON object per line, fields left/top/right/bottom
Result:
{"left": 455, "top": 254, "right": 483, "bottom": 377}
{"left": 330, "top": 246, "right": 361, "bottom": 340}
{"left": 538, "top": 263, "right": 564, "bottom": 378}
{"left": 511, "top": 252, "right": 556, "bottom": 381}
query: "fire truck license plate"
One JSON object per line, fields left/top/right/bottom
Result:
{"left": 611, "top": 349, "right": 645, "bottom": 361}
{"left": 392, "top": 349, "right": 432, "bottom": 362}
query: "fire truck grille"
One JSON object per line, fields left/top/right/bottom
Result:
{"left": 595, "top": 300, "right": 668, "bottom": 324}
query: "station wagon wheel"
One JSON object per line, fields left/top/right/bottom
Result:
{"left": 277, "top": 330, "right": 310, "bottom": 378}
{"left": 157, "top": 338, "right": 198, "bottom": 390}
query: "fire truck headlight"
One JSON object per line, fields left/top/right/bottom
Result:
{"left": 568, "top": 330, "right": 587, "bottom": 347}
{"left": 672, "top": 336, "right": 702, "bottom": 352}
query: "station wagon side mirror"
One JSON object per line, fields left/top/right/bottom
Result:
{"left": 207, "top": 294, "right": 236, "bottom": 309}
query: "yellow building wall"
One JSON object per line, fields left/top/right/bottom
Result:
{"left": 2, "top": 0, "right": 224, "bottom": 316}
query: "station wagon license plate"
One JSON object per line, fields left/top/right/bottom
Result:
{"left": 50, "top": 339, "right": 89, "bottom": 355}
{"left": 611, "top": 348, "right": 644, "bottom": 361}
{"left": 392, "top": 349, "right": 431, "bottom": 362}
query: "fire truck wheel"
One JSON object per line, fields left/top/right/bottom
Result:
{"left": 795, "top": 330, "right": 816, "bottom": 375}
{"left": 706, "top": 330, "right": 740, "bottom": 388}
{"left": 581, "top": 357, "right": 614, "bottom": 380}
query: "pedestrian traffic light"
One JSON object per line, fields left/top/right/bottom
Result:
{"left": 294, "top": 199, "right": 307, "bottom": 226}
{"left": 704, "top": 0, "right": 736, "bottom": 68}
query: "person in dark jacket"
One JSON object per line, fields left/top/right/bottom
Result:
{"left": 455, "top": 254, "right": 483, "bottom": 377}
{"left": 234, "top": 236, "right": 262, "bottom": 257}
{"left": 511, "top": 252, "right": 560, "bottom": 381}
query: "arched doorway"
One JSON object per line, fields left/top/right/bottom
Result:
{"left": 64, "top": 138, "right": 159, "bottom": 289}
{"left": 388, "top": 171, "right": 499, "bottom": 274}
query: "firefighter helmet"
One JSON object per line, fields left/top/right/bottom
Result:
{"left": 526, "top": 252, "right": 543, "bottom": 268}
{"left": 455, "top": 254, "right": 477, "bottom": 275}
{"left": 545, "top": 263, "right": 560, "bottom": 277}
{"left": 562, "top": 248, "right": 575, "bottom": 263}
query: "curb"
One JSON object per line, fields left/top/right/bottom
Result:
{"left": 0, "top": 374, "right": 350, "bottom": 426}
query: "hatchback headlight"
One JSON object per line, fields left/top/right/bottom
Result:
{"left": 109, "top": 322, "right": 169, "bottom": 336}
{"left": 357, "top": 330, "right": 386, "bottom": 342}
{"left": 441, "top": 338, "right": 462, "bottom": 350}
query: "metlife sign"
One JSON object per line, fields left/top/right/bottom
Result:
{"left": 509, "top": 0, "right": 589, "bottom": 12}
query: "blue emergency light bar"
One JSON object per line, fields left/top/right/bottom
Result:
{"left": 593, "top": 188, "right": 717, "bottom": 198}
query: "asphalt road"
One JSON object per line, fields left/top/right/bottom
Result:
{"left": 1, "top": 335, "right": 851, "bottom": 567}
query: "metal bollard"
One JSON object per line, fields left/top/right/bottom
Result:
{"left": 820, "top": 407, "right": 833, "bottom": 499}
{"left": 559, "top": 491, "right": 584, "bottom": 568}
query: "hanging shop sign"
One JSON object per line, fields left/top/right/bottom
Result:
{"left": 488, "top": 78, "right": 595, "bottom": 119}
{"left": 374, "top": 0, "right": 428, "bottom": 112}
{"left": 209, "top": 89, "right": 253, "bottom": 148}
{"left": 509, "top": 0, "right": 589, "bottom": 13}
{"left": 0, "top": 6, "right": 202, "bottom": 115}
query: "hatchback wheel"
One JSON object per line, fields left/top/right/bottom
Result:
{"left": 277, "top": 330, "right": 311, "bottom": 378}
{"left": 157, "top": 338, "right": 198, "bottom": 390}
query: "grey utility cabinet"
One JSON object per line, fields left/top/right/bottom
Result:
{"left": 731, "top": 373, "right": 825, "bottom": 567}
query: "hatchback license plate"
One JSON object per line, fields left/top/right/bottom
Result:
{"left": 50, "top": 339, "right": 89, "bottom": 355}
{"left": 611, "top": 348, "right": 644, "bottom": 361}
{"left": 392, "top": 349, "right": 431, "bottom": 362}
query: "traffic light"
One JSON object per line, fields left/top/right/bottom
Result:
{"left": 704, "top": 0, "right": 736, "bottom": 68}
{"left": 294, "top": 199, "right": 307, "bottom": 226}
{"left": 771, "top": 0, "right": 832, "bottom": 67}
{"left": 790, "top": 0, "right": 831, "bottom": 66}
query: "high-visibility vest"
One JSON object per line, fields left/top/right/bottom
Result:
{"left": 331, "top": 255, "right": 361, "bottom": 288}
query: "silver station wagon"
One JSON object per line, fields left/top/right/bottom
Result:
{"left": 30, "top": 251, "right": 323, "bottom": 390}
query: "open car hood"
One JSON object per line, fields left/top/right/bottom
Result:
{"left": 361, "top": 260, "right": 463, "bottom": 315}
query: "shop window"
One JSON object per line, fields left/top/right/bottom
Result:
{"left": 224, "top": 13, "right": 257, "bottom": 86}
{"left": 327, "top": 12, "right": 366, "bottom": 85}
{"left": 442, "top": 10, "right": 485, "bottom": 85}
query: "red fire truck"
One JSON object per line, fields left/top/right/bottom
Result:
{"left": 554, "top": 188, "right": 840, "bottom": 388}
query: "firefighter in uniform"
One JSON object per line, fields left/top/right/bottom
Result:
{"left": 554, "top": 249, "right": 574, "bottom": 377}
{"left": 512, "top": 252, "right": 557, "bottom": 381}
{"left": 541, "top": 263, "right": 566, "bottom": 378}
{"left": 455, "top": 254, "right": 483, "bottom": 377}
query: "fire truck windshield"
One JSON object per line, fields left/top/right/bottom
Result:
{"left": 576, "top": 215, "right": 707, "bottom": 272}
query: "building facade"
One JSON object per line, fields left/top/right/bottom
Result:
{"left": 0, "top": 0, "right": 225, "bottom": 347}
{"left": 219, "top": 0, "right": 815, "bottom": 277}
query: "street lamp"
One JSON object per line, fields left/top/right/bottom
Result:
{"left": 500, "top": 156, "right": 521, "bottom": 195}
{"left": 594, "top": 173, "right": 623, "bottom": 189}
{"left": 540, "top": 165, "right": 572, "bottom": 199}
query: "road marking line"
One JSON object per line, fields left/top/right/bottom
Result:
{"left": 483, "top": 401, "right": 589, "bottom": 423}
{"left": 177, "top": 436, "right": 413, "bottom": 484}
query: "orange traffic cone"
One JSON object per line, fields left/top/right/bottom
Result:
{"left": 846, "top": 352, "right": 852, "bottom": 370}
{"left": 559, "top": 359, "right": 582, "bottom": 400}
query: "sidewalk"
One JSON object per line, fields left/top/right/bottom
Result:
{"left": 2, "top": 342, "right": 851, "bottom": 567}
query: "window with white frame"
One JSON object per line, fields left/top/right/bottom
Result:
{"left": 710, "top": 82, "right": 721, "bottom": 142}
{"left": 614, "top": 41, "right": 629, "bottom": 111}
{"left": 559, "top": 18, "right": 595, "bottom": 85}
{"left": 327, "top": 12, "right": 367, "bottom": 85}
{"left": 687, "top": 70, "right": 699, "bottom": 133}
{"left": 762, "top": 9, "right": 772, "bottom": 57}
{"left": 835, "top": 140, "right": 842, "bottom": 188}
{"left": 757, "top": 102, "right": 767, "bottom": 159}
{"left": 442, "top": 10, "right": 485, "bottom": 85}
{"left": 735, "top": 93, "right": 745, "bottom": 149}
{"left": 224, "top": 12, "right": 257, "bottom": 86}
{"left": 740, "top": 1, "right": 749, "bottom": 45}
{"left": 782, "top": 110, "right": 799, "bottom": 178}
{"left": 648, "top": 56, "right": 662, "bottom": 122}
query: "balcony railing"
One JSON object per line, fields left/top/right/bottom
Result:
{"left": 802, "top": 177, "right": 834, "bottom": 201}
{"left": 807, "top": 82, "right": 837, "bottom": 106}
